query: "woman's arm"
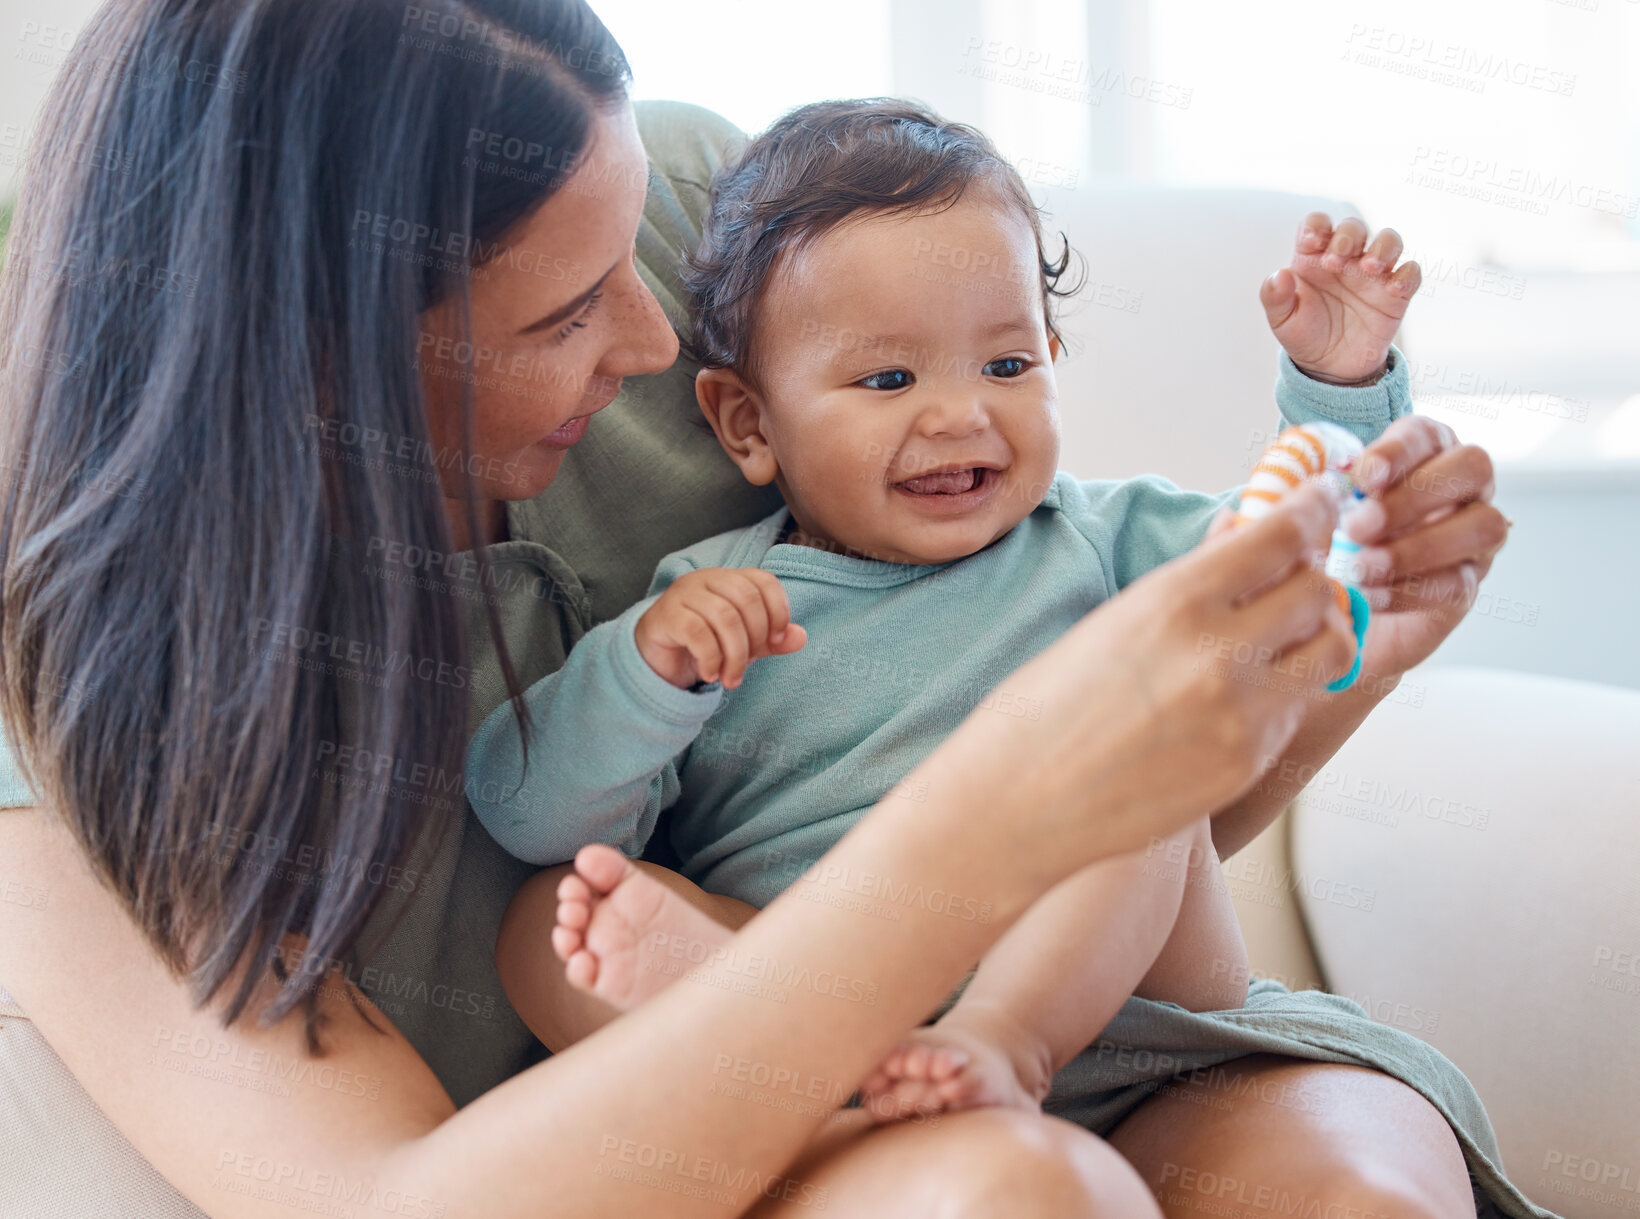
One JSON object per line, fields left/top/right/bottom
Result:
{"left": 0, "top": 488, "right": 1351, "bottom": 1219}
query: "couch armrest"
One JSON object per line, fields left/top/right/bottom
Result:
{"left": 1290, "top": 665, "right": 1640, "bottom": 1219}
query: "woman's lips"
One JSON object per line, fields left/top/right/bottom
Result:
{"left": 540, "top": 378, "right": 624, "bottom": 449}
{"left": 542, "top": 414, "right": 590, "bottom": 448}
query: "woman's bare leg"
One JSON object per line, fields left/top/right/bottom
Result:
{"left": 748, "top": 1108, "right": 1163, "bottom": 1219}
{"left": 497, "top": 857, "right": 757, "bottom": 1053}
{"left": 1106, "top": 1054, "right": 1474, "bottom": 1218}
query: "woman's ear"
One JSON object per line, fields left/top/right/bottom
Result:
{"left": 696, "top": 368, "right": 779, "bottom": 486}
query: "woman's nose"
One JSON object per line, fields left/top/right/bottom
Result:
{"left": 601, "top": 256, "right": 680, "bottom": 378}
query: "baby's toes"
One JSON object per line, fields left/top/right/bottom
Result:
{"left": 859, "top": 1068, "right": 894, "bottom": 1099}
{"left": 925, "top": 1047, "right": 968, "bottom": 1082}
{"left": 899, "top": 1044, "right": 936, "bottom": 1081}
{"left": 865, "top": 1080, "right": 937, "bottom": 1123}
{"left": 880, "top": 1046, "right": 915, "bottom": 1078}
{"left": 573, "top": 843, "right": 631, "bottom": 895}
{"left": 550, "top": 923, "right": 584, "bottom": 963}
{"left": 935, "top": 1068, "right": 980, "bottom": 1107}
{"left": 557, "top": 869, "right": 595, "bottom": 905}
{"left": 563, "top": 948, "right": 599, "bottom": 992}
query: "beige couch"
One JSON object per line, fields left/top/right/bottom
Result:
{"left": 1045, "top": 183, "right": 1640, "bottom": 1219}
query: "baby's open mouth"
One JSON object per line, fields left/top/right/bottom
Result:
{"left": 894, "top": 467, "right": 992, "bottom": 495}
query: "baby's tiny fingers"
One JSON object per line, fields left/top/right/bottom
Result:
{"left": 1260, "top": 268, "right": 1299, "bottom": 329}
{"left": 706, "top": 572, "right": 770, "bottom": 653}
{"left": 678, "top": 608, "right": 724, "bottom": 683}
{"left": 1326, "top": 217, "right": 1369, "bottom": 262}
{"left": 1387, "top": 259, "right": 1422, "bottom": 299}
{"left": 1297, "top": 212, "right": 1333, "bottom": 254}
{"left": 1361, "top": 226, "right": 1403, "bottom": 272}
{"left": 745, "top": 569, "right": 794, "bottom": 643}
{"left": 698, "top": 597, "right": 752, "bottom": 686}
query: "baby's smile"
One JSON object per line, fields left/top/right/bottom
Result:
{"left": 729, "top": 187, "right": 1064, "bottom": 568}
{"left": 888, "top": 463, "right": 1007, "bottom": 514}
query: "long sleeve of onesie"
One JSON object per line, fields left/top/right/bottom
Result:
{"left": 464, "top": 551, "right": 720, "bottom": 865}
{"left": 1065, "top": 346, "right": 1413, "bottom": 594}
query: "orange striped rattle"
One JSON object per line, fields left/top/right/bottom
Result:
{"left": 1234, "top": 422, "right": 1370, "bottom": 691}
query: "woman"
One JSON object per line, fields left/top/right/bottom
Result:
{"left": 0, "top": 2, "right": 1521, "bottom": 1217}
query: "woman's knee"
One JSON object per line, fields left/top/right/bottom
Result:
{"left": 1114, "top": 1058, "right": 1471, "bottom": 1219}
{"left": 932, "top": 1109, "right": 1161, "bottom": 1219}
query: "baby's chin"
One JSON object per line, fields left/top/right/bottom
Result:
{"left": 844, "top": 518, "right": 1021, "bottom": 567}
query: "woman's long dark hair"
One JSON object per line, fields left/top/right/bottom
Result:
{"left": 0, "top": 0, "right": 628, "bottom": 1041}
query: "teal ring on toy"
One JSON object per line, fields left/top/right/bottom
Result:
{"left": 1326, "top": 584, "right": 1371, "bottom": 692}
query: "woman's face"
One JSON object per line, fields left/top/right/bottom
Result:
{"left": 418, "top": 102, "right": 678, "bottom": 509}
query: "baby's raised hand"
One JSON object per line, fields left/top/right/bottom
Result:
{"left": 634, "top": 567, "right": 806, "bottom": 690}
{"left": 1261, "top": 213, "right": 1421, "bottom": 384}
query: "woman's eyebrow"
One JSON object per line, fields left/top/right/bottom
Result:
{"left": 517, "top": 263, "right": 616, "bottom": 335}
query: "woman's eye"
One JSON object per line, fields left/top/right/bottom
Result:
{"left": 984, "top": 356, "right": 1029, "bottom": 378}
{"left": 859, "top": 369, "right": 912, "bottom": 391}
{"left": 555, "top": 289, "right": 605, "bottom": 343}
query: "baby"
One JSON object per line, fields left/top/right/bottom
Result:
{"left": 466, "top": 99, "right": 1418, "bottom": 1119}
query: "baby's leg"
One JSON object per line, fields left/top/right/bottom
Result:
{"left": 495, "top": 846, "right": 757, "bottom": 1053}
{"left": 1131, "top": 820, "right": 1252, "bottom": 1013}
{"left": 863, "top": 823, "right": 1197, "bottom": 1119}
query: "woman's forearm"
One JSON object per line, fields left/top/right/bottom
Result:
{"left": 1210, "top": 671, "right": 1398, "bottom": 859}
{"left": 2, "top": 777, "right": 1049, "bottom": 1219}
{"left": 389, "top": 752, "right": 1068, "bottom": 1217}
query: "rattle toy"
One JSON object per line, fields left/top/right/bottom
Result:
{"left": 1234, "top": 421, "right": 1371, "bottom": 692}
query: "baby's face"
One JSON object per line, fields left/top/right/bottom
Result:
{"left": 744, "top": 189, "right": 1061, "bottom": 566}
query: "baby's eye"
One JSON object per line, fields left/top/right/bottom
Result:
{"left": 859, "top": 368, "right": 913, "bottom": 391}
{"left": 984, "top": 356, "right": 1029, "bottom": 378}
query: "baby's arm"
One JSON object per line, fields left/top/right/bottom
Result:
{"left": 473, "top": 561, "right": 805, "bottom": 1052}
{"left": 859, "top": 819, "right": 1244, "bottom": 1118}
{"left": 466, "top": 563, "right": 805, "bottom": 865}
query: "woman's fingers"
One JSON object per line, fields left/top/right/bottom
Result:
{"left": 1197, "top": 483, "right": 1337, "bottom": 603}
{"left": 1272, "top": 599, "right": 1359, "bottom": 693}
{"left": 1366, "top": 562, "right": 1481, "bottom": 628}
{"left": 1352, "top": 416, "right": 1459, "bottom": 499}
{"left": 1352, "top": 500, "right": 1509, "bottom": 585}
{"left": 1363, "top": 443, "right": 1497, "bottom": 546}
{"left": 1229, "top": 564, "right": 1345, "bottom": 662}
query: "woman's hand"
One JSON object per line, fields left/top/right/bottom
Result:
{"left": 1343, "top": 417, "right": 1510, "bottom": 679}
{"left": 912, "top": 484, "right": 1358, "bottom": 864}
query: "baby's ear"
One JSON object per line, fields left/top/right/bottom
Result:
{"left": 1048, "top": 334, "right": 1062, "bottom": 362}
{"left": 696, "top": 368, "right": 779, "bottom": 486}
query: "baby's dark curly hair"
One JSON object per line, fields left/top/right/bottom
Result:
{"left": 682, "top": 98, "right": 1080, "bottom": 387}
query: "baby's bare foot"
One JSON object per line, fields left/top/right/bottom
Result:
{"left": 551, "top": 845, "right": 735, "bottom": 1012}
{"left": 859, "top": 1025, "right": 1040, "bottom": 1122}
